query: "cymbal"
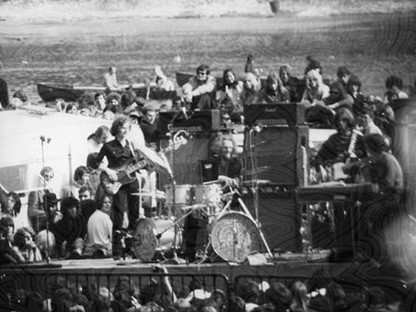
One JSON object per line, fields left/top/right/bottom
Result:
{"left": 181, "top": 204, "right": 206, "bottom": 210}
{"left": 138, "top": 145, "right": 172, "bottom": 176}
{"left": 241, "top": 179, "right": 271, "bottom": 186}
{"left": 242, "top": 166, "right": 270, "bottom": 175}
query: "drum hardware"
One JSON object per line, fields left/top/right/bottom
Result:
{"left": 193, "top": 187, "right": 273, "bottom": 264}
{"left": 164, "top": 129, "right": 193, "bottom": 251}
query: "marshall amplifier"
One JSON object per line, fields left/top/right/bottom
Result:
{"left": 244, "top": 103, "right": 306, "bottom": 127}
{"left": 157, "top": 109, "right": 221, "bottom": 135}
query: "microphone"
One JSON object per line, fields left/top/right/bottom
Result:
{"left": 40, "top": 135, "right": 52, "bottom": 143}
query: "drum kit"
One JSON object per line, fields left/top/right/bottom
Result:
{"left": 131, "top": 128, "right": 273, "bottom": 264}
{"left": 160, "top": 181, "right": 272, "bottom": 263}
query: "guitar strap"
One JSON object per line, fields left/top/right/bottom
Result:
{"left": 127, "top": 140, "right": 142, "bottom": 161}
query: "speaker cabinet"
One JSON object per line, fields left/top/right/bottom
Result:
{"left": 160, "top": 132, "right": 213, "bottom": 185}
{"left": 245, "top": 126, "right": 309, "bottom": 186}
{"left": 242, "top": 185, "right": 302, "bottom": 252}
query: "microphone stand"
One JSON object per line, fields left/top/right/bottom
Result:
{"left": 166, "top": 124, "right": 179, "bottom": 255}
{"left": 248, "top": 128, "right": 260, "bottom": 224}
{"left": 40, "top": 135, "right": 51, "bottom": 263}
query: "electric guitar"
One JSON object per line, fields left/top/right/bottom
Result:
{"left": 101, "top": 131, "right": 190, "bottom": 194}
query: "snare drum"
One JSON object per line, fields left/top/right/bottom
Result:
{"left": 165, "top": 184, "right": 194, "bottom": 207}
{"left": 210, "top": 211, "right": 261, "bottom": 263}
{"left": 194, "top": 184, "right": 222, "bottom": 206}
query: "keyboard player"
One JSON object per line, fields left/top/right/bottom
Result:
{"left": 311, "top": 108, "right": 366, "bottom": 260}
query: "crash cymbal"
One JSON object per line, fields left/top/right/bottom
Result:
{"left": 242, "top": 166, "right": 270, "bottom": 175}
{"left": 241, "top": 179, "right": 271, "bottom": 186}
{"left": 181, "top": 204, "right": 206, "bottom": 210}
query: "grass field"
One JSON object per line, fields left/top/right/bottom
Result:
{"left": 0, "top": 10, "right": 415, "bottom": 103}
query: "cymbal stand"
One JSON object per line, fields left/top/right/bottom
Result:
{"left": 248, "top": 128, "right": 260, "bottom": 227}
{"left": 166, "top": 123, "right": 181, "bottom": 252}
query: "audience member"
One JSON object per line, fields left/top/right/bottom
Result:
{"left": 279, "top": 64, "right": 303, "bottom": 102}
{"left": 103, "top": 66, "right": 119, "bottom": 90}
{"left": 240, "top": 72, "right": 261, "bottom": 105}
{"left": 384, "top": 75, "right": 408, "bottom": 105}
{"left": 53, "top": 196, "right": 87, "bottom": 258}
{"left": 12, "top": 227, "right": 43, "bottom": 263}
{"left": 182, "top": 64, "right": 217, "bottom": 110}
{"left": 216, "top": 68, "right": 244, "bottom": 115}
{"left": 84, "top": 194, "right": 113, "bottom": 258}
{"left": 28, "top": 166, "right": 58, "bottom": 233}
{"left": 256, "top": 71, "right": 290, "bottom": 104}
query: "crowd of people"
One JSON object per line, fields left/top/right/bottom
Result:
{"left": 0, "top": 55, "right": 414, "bottom": 267}
{"left": 1, "top": 268, "right": 407, "bottom": 312}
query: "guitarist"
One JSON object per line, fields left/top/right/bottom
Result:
{"left": 92, "top": 115, "right": 147, "bottom": 259}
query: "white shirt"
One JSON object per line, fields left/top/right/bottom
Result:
{"left": 86, "top": 209, "right": 112, "bottom": 247}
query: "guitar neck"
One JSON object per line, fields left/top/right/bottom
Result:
{"left": 125, "top": 159, "right": 149, "bottom": 175}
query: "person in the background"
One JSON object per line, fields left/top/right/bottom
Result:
{"left": 216, "top": 68, "right": 244, "bottom": 115}
{"left": 384, "top": 75, "right": 409, "bottom": 105}
{"left": 182, "top": 64, "right": 217, "bottom": 110}
{"left": 209, "top": 134, "right": 242, "bottom": 191}
{"left": 279, "top": 64, "right": 302, "bottom": 103}
{"left": 256, "top": 71, "right": 290, "bottom": 104}
{"left": 139, "top": 104, "right": 159, "bottom": 149}
{"left": 53, "top": 196, "right": 87, "bottom": 258}
{"left": 78, "top": 185, "right": 96, "bottom": 224}
{"left": 354, "top": 103, "right": 383, "bottom": 136}
{"left": 104, "top": 92, "right": 123, "bottom": 115}
{"left": 0, "top": 217, "right": 23, "bottom": 264}
{"left": 153, "top": 65, "right": 175, "bottom": 91}
{"left": 94, "top": 92, "right": 107, "bottom": 112}
{"left": 323, "top": 81, "right": 354, "bottom": 111}
{"left": 12, "top": 227, "right": 43, "bottom": 263}
{"left": 128, "top": 110, "right": 143, "bottom": 125}
{"left": 62, "top": 165, "right": 94, "bottom": 200}
{"left": 0, "top": 184, "right": 21, "bottom": 220}
{"left": 366, "top": 95, "right": 395, "bottom": 140}
{"left": 358, "top": 133, "right": 403, "bottom": 264}
{"left": 28, "top": 166, "right": 59, "bottom": 233}
{"left": 346, "top": 74, "right": 364, "bottom": 108}
{"left": 244, "top": 54, "right": 255, "bottom": 74}
{"left": 290, "top": 281, "right": 311, "bottom": 312}
{"left": 240, "top": 72, "right": 261, "bottom": 105}
{"left": 103, "top": 66, "right": 119, "bottom": 90}
{"left": 65, "top": 102, "right": 78, "bottom": 114}
{"left": 9, "top": 89, "right": 29, "bottom": 109}
{"left": 304, "top": 55, "right": 323, "bottom": 75}
{"left": 314, "top": 108, "right": 364, "bottom": 168}
{"left": 84, "top": 194, "right": 113, "bottom": 258}
{"left": 87, "top": 125, "right": 110, "bottom": 154}
{"left": 336, "top": 66, "right": 354, "bottom": 91}
{"left": 0, "top": 74, "right": 9, "bottom": 110}
{"left": 301, "top": 69, "right": 329, "bottom": 105}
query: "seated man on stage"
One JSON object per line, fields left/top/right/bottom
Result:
{"left": 312, "top": 108, "right": 366, "bottom": 260}
{"left": 182, "top": 64, "right": 217, "bottom": 110}
{"left": 204, "top": 133, "right": 242, "bottom": 193}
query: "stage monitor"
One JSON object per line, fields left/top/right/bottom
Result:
{"left": 157, "top": 109, "right": 221, "bottom": 134}
{"left": 244, "top": 103, "right": 305, "bottom": 127}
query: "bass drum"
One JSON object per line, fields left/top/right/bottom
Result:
{"left": 210, "top": 212, "right": 261, "bottom": 263}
